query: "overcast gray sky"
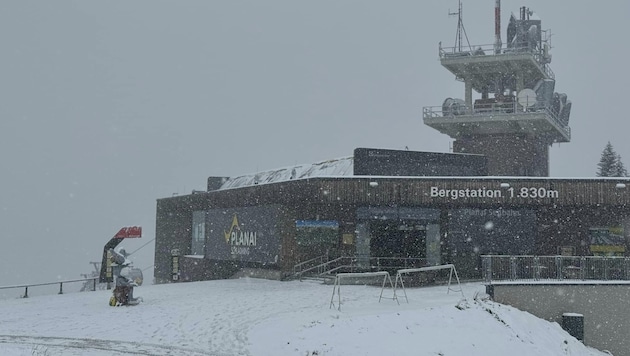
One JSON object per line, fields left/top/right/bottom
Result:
{"left": 1, "top": 1, "right": 628, "bottom": 287}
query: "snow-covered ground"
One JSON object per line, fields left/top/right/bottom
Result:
{"left": 0, "top": 278, "right": 608, "bottom": 355}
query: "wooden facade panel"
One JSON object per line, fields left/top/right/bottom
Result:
{"left": 177, "top": 177, "right": 630, "bottom": 211}
{"left": 156, "top": 176, "right": 630, "bottom": 283}
{"left": 306, "top": 178, "right": 630, "bottom": 208}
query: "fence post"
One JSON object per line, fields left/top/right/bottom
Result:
{"left": 481, "top": 256, "right": 491, "bottom": 283}
{"left": 93, "top": 278, "right": 97, "bottom": 291}
{"left": 555, "top": 256, "right": 562, "bottom": 280}
{"left": 487, "top": 256, "right": 492, "bottom": 283}
{"left": 23, "top": 286, "right": 28, "bottom": 298}
{"left": 510, "top": 256, "right": 517, "bottom": 280}
{"left": 533, "top": 256, "right": 540, "bottom": 280}
{"left": 59, "top": 282, "right": 63, "bottom": 295}
{"left": 580, "top": 256, "right": 586, "bottom": 280}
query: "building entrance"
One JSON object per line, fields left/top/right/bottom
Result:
{"left": 355, "top": 206, "right": 441, "bottom": 266}
{"left": 369, "top": 220, "right": 427, "bottom": 259}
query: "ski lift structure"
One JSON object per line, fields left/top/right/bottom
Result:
{"left": 98, "top": 226, "right": 142, "bottom": 288}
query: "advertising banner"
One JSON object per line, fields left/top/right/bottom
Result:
{"left": 206, "top": 205, "right": 281, "bottom": 263}
{"left": 589, "top": 227, "right": 625, "bottom": 256}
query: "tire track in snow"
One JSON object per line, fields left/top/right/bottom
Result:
{"left": 0, "top": 334, "right": 224, "bottom": 356}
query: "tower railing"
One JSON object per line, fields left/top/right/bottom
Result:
{"left": 422, "top": 99, "right": 571, "bottom": 139}
{"left": 481, "top": 255, "right": 630, "bottom": 283}
{"left": 438, "top": 42, "right": 554, "bottom": 80}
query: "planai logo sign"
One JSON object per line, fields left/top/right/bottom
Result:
{"left": 223, "top": 214, "right": 258, "bottom": 256}
{"left": 207, "top": 206, "right": 280, "bottom": 263}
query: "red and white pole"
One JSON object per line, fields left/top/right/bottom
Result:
{"left": 494, "top": 0, "right": 502, "bottom": 54}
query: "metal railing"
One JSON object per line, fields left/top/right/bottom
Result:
{"left": 292, "top": 255, "right": 328, "bottom": 276}
{"left": 293, "top": 256, "right": 428, "bottom": 280}
{"left": 481, "top": 255, "right": 630, "bottom": 283}
{"left": 0, "top": 277, "right": 100, "bottom": 299}
{"left": 423, "top": 100, "right": 553, "bottom": 118}
{"left": 422, "top": 101, "right": 571, "bottom": 139}
{"left": 438, "top": 42, "right": 555, "bottom": 80}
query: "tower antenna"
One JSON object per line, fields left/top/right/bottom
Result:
{"left": 425, "top": 4, "right": 572, "bottom": 177}
{"left": 494, "top": 0, "right": 502, "bottom": 54}
{"left": 449, "top": 0, "right": 471, "bottom": 53}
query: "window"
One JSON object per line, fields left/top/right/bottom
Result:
{"left": 295, "top": 220, "right": 339, "bottom": 247}
{"left": 192, "top": 211, "right": 206, "bottom": 255}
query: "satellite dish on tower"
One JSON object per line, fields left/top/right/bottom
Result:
{"left": 517, "top": 88, "right": 537, "bottom": 108}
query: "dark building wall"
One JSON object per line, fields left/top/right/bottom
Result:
{"left": 446, "top": 207, "right": 537, "bottom": 277}
{"left": 154, "top": 194, "right": 208, "bottom": 284}
{"left": 535, "top": 205, "right": 629, "bottom": 256}
{"left": 453, "top": 134, "right": 549, "bottom": 176}
{"left": 198, "top": 202, "right": 351, "bottom": 274}
{"left": 155, "top": 177, "right": 630, "bottom": 283}
{"left": 178, "top": 257, "right": 240, "bottom": 282}
{"left": 155, "top": 183, "right": 310, "bottom": 282}
{"left": 353, "top": 148, "right": 487, "bottom": 176}
{"left": 311, "top": 178, "right": 630, "bottom": 208}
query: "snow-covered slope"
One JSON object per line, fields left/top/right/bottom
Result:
{"left": 0, "top": 279, "right": 607, "bottom": 355}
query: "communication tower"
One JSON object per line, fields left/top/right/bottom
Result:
{"left": 423, "top": 1, "right": 571, "bottom": 176}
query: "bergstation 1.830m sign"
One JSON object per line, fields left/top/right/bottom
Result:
{"left": 430, "top": 186, "right": 559, "bottom": 200}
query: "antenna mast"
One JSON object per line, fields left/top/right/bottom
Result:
{"left": 494, "top": 0, "right": 502, "bottom": 54}
{"left": 424, "top": 3, "right": 572, "bottom": 177}
{"left": 449, "top": 0, "right": 471, "bottom": 52}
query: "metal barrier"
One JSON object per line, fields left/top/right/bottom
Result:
{"left": 438, "top": 42, "right": 555, "bottom": 80}
{"left": 394, "top": 264, "right": 465, "bottom": 303}
{"left": 422, "top": 102, "right": 571, "bottom": 139}
{"left": 0, "top": 277, "right": 100, "bottom": 298}
{"left": 292, "top": 255, "right": 327, "bottom": 276}
{"left": 329, "top": 271, "right": 398, "bottom": 311}
{"left": 293, "top": 256, "right": 427, "bottom": 280}
{"left": 481, "top": 255, "right": 630, "bottom": 282}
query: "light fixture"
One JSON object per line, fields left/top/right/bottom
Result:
{"left": 369, "top": 181, "right": 379, "bottom": 187}
{"left": 615, "top": 183, "right": 626, "bottom": 189}
{"left": 500, "top": 183, "right": 510, "bottom": 188}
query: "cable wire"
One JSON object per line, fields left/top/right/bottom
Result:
{"left": 128, "top": 238, "right": 155, "bottom": 256}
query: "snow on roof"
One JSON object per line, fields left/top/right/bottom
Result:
{"left": 219, "top": 156, "right": 353, "bottom": 190}
{"left": 216, "top": 152, "right": 630, "bottom": 191}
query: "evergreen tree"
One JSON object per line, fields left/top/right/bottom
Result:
{"left": 613, "top": 153, "right": 628, "bottom": 177}
{"left": 597, "top": 142, "right": 627, "bottom": 177}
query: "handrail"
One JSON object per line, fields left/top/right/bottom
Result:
{"left": 438, "top": 42, "right": 554, "bottom": 80}
{"left": 292, "top": 256, "right": 428, "bottom": 280}
{"left": 292, "top": 255, "right": 326, "bottom": 274}
{"left": 481, "top": 255, "right": 630, "bottom": 282}
{"left": 294, "top": 256, "right": 349, "bottom": 279}
{"left": 422, "top": 101, "right": 571, "bottom": 139}
{"left": 482, "top": 254, "right": 630, "bottom": 258}
{"left": 0, "top": 277, "right": 100, "bottom": 298}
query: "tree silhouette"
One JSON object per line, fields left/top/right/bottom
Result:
{"left": 597, "top": 142, "right": 628, "bottom": 177}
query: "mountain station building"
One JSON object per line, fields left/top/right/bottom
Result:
{"left": 154, "top": 148, "right": 630, "bottom": 283}
{"left": 153, "top": 6, "right": 630, "bottom": 283}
